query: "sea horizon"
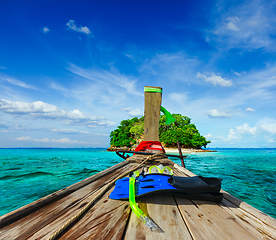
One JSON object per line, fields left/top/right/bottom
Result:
{"left": 1, "top": 147, "right": 276, "bottom": 149}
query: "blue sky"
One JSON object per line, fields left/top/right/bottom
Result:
{"left": 1, "top": 0, "right": 276, "bottom": 148}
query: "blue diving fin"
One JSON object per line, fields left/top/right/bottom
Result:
{"left": 109, "top": 174, "right": 223, "bottom": 202}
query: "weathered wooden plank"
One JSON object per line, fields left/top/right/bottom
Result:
{"left": 0, "top": 163, "right": 138, "bottom": 240}
{"left": 173, "top": 163, "right": 276, "bottom": 230}
{"left": 29, "top": 188, "right": 118, "bottom": 240}
{"left": 173, "top": 164, "right": 197, "bottom": 177}
{"left": 221, "top": 190, "right": 276, "bottom": 230}
{"left": 30, "top": 161, "right": 140, "bottom": 240}
{"left": 219, "top": 198, "right": 276, "bottom": 239}
{"left": 173, "top": 163, "right": 276, "bottom": 239}
{"left": 1, "top": 182, "right": 107, "bottom": 240}
{"left": 59, "top": 189, "right": 130, "bottom": 240}
{"left": 0, "top": 159, "right": 130, "bottom": 228}
{"left": 175, "top": 197, "right": 262, "bottom": 240}
{"left": 124, "top": 194, "right": 193, "bottom": 240}
{"left": 143, "top": 86, "right": 162, "bottom": 141}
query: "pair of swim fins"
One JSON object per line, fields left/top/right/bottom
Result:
{"left": 109, "top": 174, "right": 223, "bottom": 202}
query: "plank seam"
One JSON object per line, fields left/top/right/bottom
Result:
{"left": 121, "top": 207, "right": 132, "bottom": 240}
{"left": 0, "top": 160, "right": 130, "bottom": 227}
{"left": 173, "top": 163, "right": 276, "bottom": 230}
{"left": 173, "top": 195, "right": 195, "bottom": 240}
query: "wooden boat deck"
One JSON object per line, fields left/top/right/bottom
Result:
{"left": 1, "top": 154, "right": 276, "bottom": 240}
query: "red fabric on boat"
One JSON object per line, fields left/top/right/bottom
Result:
{"left": 134, "top": 141, "right": 166, "bottom": 153}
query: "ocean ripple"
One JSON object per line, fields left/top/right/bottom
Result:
{"left": 0, "top": 171, "right": 54, "bottom": 180}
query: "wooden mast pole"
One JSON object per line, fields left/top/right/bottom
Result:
{"left": 143, "top": 86, "right": 162, "bottom": 141}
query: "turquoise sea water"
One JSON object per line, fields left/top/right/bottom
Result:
{"left": 0, "top": 148, "right": 275, "bottom": 219}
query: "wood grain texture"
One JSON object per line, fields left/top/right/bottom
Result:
{"left": 143, "top": 86, "right": 162, "bottom": 141}
{"left": 173, "top": 162, "right": 276, "bottom": 231}
{"left": 219, "top": 198, "right": 276, "bottom": 239}
{"left": 0, "top": 160, "right": 130, "bottom": 228}
{"left": 0, "top": 163, "right": 138, "bottom": 240}
{"left": 221, "top": 190, "right": 276, "bottom": 230}
{"left": 124, "top": 194, "right": 192, "bottom": 240}
{"left": 60, "top": 189, "right": 130, "bottom": 240}
{"left": 176, "top": 197, "right": 268, "bottom": 240}
{"left": 173, "top": 162, "right": 276, "bottom": 239}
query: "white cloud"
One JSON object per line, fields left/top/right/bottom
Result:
{"left": 0, "top": 99, "right": 113, "bottom": 127}
{"left": 52, "top": 138, "right": 84, "bottom": 143}
{"left": 1, "top": 129, "right": 12, "bottom": 133}
{"left": 232, "top": 71, "right": 276, "bottom": 104}
{"left": 236, "top": 123, "right": 257, "bottom": 135}
{"left": 0, "top": 99, "right": 64, "bottom": 115}
{"left": 197, "top": 72, "right": 233, "bottom": 87}
{"left": 15, "top": 136, "right": 84, "bottom": 144}
{"left": 49, "top": 82, "right": 70, "bottom": 97}
{"left": 170, "top": 63, "right": 276, "bottom": 121}
{"left": 246, "top": 107, "right": 255, "bottom": 112}
{"left": 256, "top": 117, "right": 276, "bottom": 134}
{"left": 66, "top": 20, "right": 91, "bottom": 35}
{"left": 16, "top": 136, "right": 48, "bottom": 142}
{"left": 96, "top": 133, "right": 109, "bottom": 137}
{"left": 0, "top": 75, "right": 40, "bottom": 90}
{"left": 205, "top": 133, "right": 212, "bottom": 140}
{"left": 209, "top": 0, "right": 276, "bottom": 51}
{"left": 225, "top": 124, "right": 256, "bottom": 142}
{"left": 125, "top": 54, "right": 135, "bottom": 60}
{"left": 51, "top": 128, "right": 90, "bottom": 134}
{"left": 226, "top": 17, "right": 239, "bottom": 31}
{"left": 234, "top": 71, "right": 241, "bottom": 76}
{"left": 253, "top": 75, "right": 276, "bottom": 89}
{"left": 223, "top": 118, "right": 276, "bottom": 143}
{"left": 1, "top": 122, "right": 92, "bottom": 134}
{"left": 66, "top": 64, "right": 142, "bottom": 107}
{"left": 207, "top": 109, "right": 233, "bottom": 118}
{"left": 42, "top": 27, "right": 50, "bottom": 33}
{"left": 122, "top": 107, "right": 143, "bottom": 117}
{"left": 68, "top": 64, "right": 141, "bottom": 96}
{"left": 226, "top": 129, "right": 238, "bottom": 140}
{"left": 139, "top": 52, "right": 200, "bottom": 84}
{"left": 169, "top": 93, "right": 188, "bottom": 103}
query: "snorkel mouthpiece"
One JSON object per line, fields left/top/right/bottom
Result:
{"left": 129, "top": 171, "right": 159, "bottom": 231}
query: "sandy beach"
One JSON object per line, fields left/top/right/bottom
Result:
{"left": 107, "top": 146, "right": 215, "bottom": 153}
{"left": 164, "top": 148, "right": 216, "bottom": 153}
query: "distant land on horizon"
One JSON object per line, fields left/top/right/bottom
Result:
{"left": 1, "top": 147, "right": 276, "bottom": 150}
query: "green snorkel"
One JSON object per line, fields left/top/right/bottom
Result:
{"left": 129, "top": 171, "right": 159, "bottom": 231}
{"left": 160, "top": 106, "right": 176, "bottom": 125}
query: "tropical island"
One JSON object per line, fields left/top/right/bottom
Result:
{"left": 108, "top": 113, "right": 212, "bottom": 152}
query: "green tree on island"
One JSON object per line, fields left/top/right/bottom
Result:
{"left": 110, "top": 114, "right": 210, "bottom": 149}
